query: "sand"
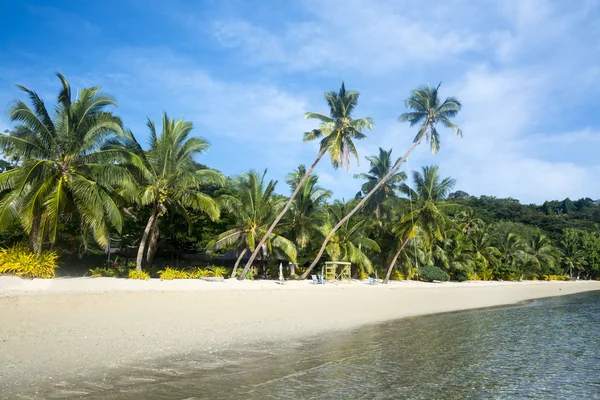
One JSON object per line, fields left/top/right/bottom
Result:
{"left": 1, "top": 276, "right": 599, "bottom": 397}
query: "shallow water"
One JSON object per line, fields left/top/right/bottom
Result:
{"left": 40, "top": 291, "right": 600, "bottom": 399}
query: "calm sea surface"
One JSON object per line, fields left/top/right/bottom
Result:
{"left": 45, "top": 291, "right": 600, "bottom": 399}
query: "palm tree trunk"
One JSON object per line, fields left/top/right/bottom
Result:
{"left": 29, "top": 214, "right": 43, "bottom": 256}
{"left": 238, "top": 148, "right": 327, "bottom": 280}
{"left": 230, "top": 248, "right": 247, "bottom": 279}
{"left": 383, "top": 239, "right": 409, "bottom": 283}
{"left": 145, "top": 222, "right": 160, "bottom": 267}
{"left": 301, "top": 138, "right": 423, "bottom": 279}
{"left": 136, "top": 207, "right": 157, "bottom": 272}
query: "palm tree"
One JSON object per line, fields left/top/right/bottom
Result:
{"left": 495, "top": 232, "right": 526, "bottom": 280}
{"left": 354, "top": 148, "right": 406, "bottom": 220}
{"left": 469, "top": 224, "right": 501, "bottom": 279}
{"left": 208, "top": 170, "right": 297, "bottom": 279}
{"left": 301, "top": 83, "right": 462, "bottom": 280}
{"left": 122, "top": 113, "right": 223, "bottom": 271}
{"left": 282, "top": 165, "right": 331, "bottom": 250}
{"left": 522, "top": 233, "right": 555, "bottom": 280}
{"left": 0, "top": 73, "right": 131, "bottom": 254}
{"left": 559, "top": 235, "right": 587, "bottom": 279}
{"left": 383, "top": 166, "right": 456, "bottom": 283}
{"left": 434, "top": 230, "right": 475, "bottom": 278}
{"left": 241, "top": 82, "right": 372, "bottom": 279}
{"left": 318, "top": 200, "right": 380, "bottom": 277}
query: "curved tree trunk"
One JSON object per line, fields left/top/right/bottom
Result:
{"left": 301, "top": 139, "right": 423, "bottom": 279}
{"left": 239, "top": 148, "right": 327, "bottom": 280}
{"left": 383, "top": 239, "right": 409, "bottom": 284}
{"left": 136, "top": 207, "right": 157, "bottom": 272}
{"left": 230, "top": 248, "right": 248, "bottom": 279}
{"left": 145, "top": 222, "right": 160, "bottom": 268}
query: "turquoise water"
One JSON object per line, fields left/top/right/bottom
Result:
{"left": 43, "top": 291, "right": 600, "bottom": 399}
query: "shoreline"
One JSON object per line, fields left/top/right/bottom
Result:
{"left": 1, "top": 277, "right": 599, "bottom": 396}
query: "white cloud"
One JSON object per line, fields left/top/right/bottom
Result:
{"left": 212, "top": 0, "right": 482, "bottom": 74}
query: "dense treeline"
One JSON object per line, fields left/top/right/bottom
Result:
{"left": 0, "top": 74, "right": 598, "bottom": 281}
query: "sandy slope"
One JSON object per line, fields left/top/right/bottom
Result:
{"left": 1, "top": 277, "right": 599, "bottom": 397}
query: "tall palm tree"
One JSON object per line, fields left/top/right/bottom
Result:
{"left": 122, "top": 113, "right": 223, "bottom": 271}
{"left": 0, "top": 73, "right": 131, "bottom": 254}
{"left": 208, "top": 170, "right": 297, "bottom": 279}
{"left": 522, "top": 233, "right": 555, "bottom": 280}
{"left": 241, "top": 82, "right": 372, "bottom": 279}
{"left": 354, "top": 147, "right": 406, "bottom": 220}
{"left": 318, "top": 200, "right": 380, "bottom": 277}
{"left": 383, "top": 166, "right": 456, "bottom": 283}
{"left": 301, "top": 83, "right": 462, "bottom": 280}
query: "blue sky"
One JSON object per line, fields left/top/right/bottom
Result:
{"left": 1, "top": 0, "right": 599, "bottom": 204}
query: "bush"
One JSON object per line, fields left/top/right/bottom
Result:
{"left": 235, "top": 268, "right": 254, "bottom": 280}
{"left": 89, "top": 267, "right": 118, "bottom": 278}
{"left": 390, "top": 270, "right": 405, "bottom": 280}
{"left": 207, "top": 265, "right": 227, "bottom": 278}
{"left": 544, "top": 274, "right": 567, "bottom": 281}
{"left": 454, "top": 270, "right": 470, "bottom": 282}
{"left": 418, "top": 266, "right": 450, "bottom": 282}
{"left": 128, "top": 269, "right": 150, "bottom": 280}
{"left": 158, "top": 267, "right": 190, "bottom": 280}
{"left": 0, "top": 245, "right": 59, "bottom": 278}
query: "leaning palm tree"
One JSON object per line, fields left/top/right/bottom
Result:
{"left": 301, "top": 83, "right": 462, "bottom": 279}
{"left": 122, "top": 113, "right": 223, "bottom": 271}
{"left": 209, "top": 170, "right": 297, "bottom": 279}
{"left": 0, "top": 73, "right": 131, "bottom": 254}
{"left": 241, "top": 82, "right": 372, "bottom": 279}
{"left": 354, "top": 147, "right": 406, "bottom": 221}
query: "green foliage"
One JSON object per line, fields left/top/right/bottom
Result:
{"left": 418, "top": 266, "right": 450, "bottom": 282}
{"left": 207, "top": 265, "right": 227, "bottom": 277}
{"left": 128, "top": 269, "right": 150, "bottom": 280}
{"left": 0, "top": 74, "right": 132, "bottom": 252}
{"left": 89, "top": 267, "right": 118, "bottom": 277}
{"left": 454, "top": 270, "right": 469, "bottom": 282}
{"left": 304, "top": 82, "right": 373, "bottom": 171}
{"left": 390, "top": 270, "right": 405, "bottom": 280}
{"left": 158, "top": 267, "right": 190, "bottom": 280}
{"left": 0, "top": 245, "right": 59, "bottom": 278}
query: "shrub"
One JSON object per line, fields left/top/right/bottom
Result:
{"left": 454, "top": 270, "right": 469, "bottom": 282}
{"left": 208, "top": 265, "right": 227, "bottom": 278}
{"left": 0, "top": 245, "right": 59, "bottom": 278}
{"left": 235, "top": 268, "right": 254, "bottom": 280}
{"left": 157, "top": 267, "right": 190, "bottom": 280}
{"left": 128, "top": 269, "right": 150, "bottom": 280}
{"left": 418, "top": 266, "right": 450, "bottom": 282}
{"left": 390, "top": 270, "right": 405, "bottom": 280}
{"left": 544, "top": 274, "right": 567, "bottom": 281}
{"left": 89, "top": 267, "right": 117, "bottom": 277}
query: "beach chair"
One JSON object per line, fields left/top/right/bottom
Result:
{"left": 318, "top": 275, "right": 324, "bottom": 284}
{"left": 368, "top": 277, "right": 377, "bottom": 285}
{"left": 311, "top": 274, "right": 319, "bottom": 284}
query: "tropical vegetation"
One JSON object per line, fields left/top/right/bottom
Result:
{"left": 1, "top": 75, "right": 599, "bottom": 282}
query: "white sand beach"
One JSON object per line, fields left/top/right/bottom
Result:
{"left": 1, "top": 277, "right": 599, "bottom": 396}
